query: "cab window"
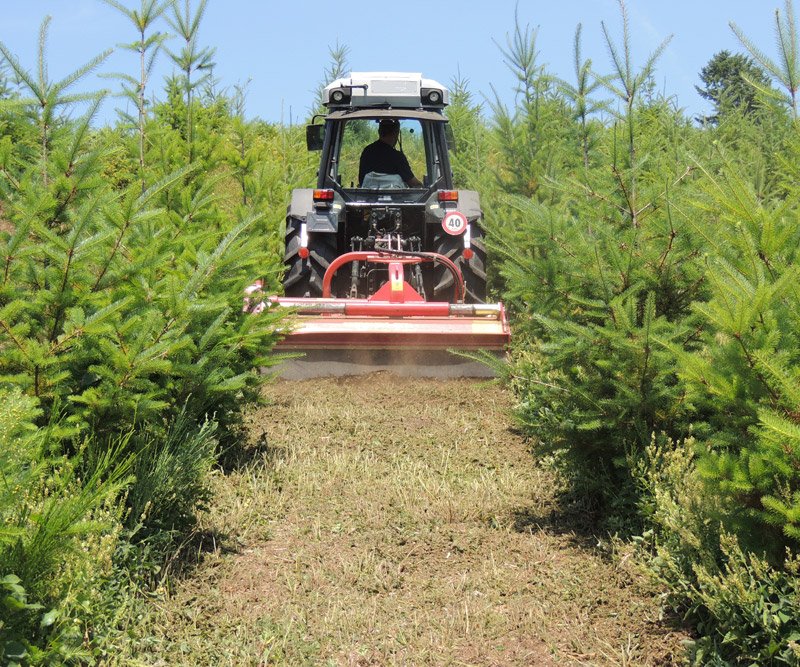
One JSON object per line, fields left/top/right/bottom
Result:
{"left": 336, "top": 118, "right": 429, "bottom": 188}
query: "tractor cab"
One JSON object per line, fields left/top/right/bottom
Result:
{"left": 308, "top": 73, "right": 453, "bottom": 199}
{"left": 309, "top": 110, "right": 452, "bottom": 198}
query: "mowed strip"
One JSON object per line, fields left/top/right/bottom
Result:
{"left": 130, "top": 377, "right": 685, "bottom": 666}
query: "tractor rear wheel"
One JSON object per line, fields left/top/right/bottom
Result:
{"left": 432, "top": 223, "right": 487, "bottom": 303}
{"left": 283, "top": 218, "right": 338, "bottom": 297}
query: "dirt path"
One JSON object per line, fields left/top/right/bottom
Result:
{"left": 127, "top": 376, "right": 686, "bottom": 666}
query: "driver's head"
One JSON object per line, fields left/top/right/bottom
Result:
{"left": 378, "top": 118, "right": 400, "bottom": 143}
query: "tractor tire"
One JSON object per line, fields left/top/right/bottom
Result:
{"left": 283, "top": 218, "right": 338, "bottom": 297}
{"left": 432, "top": 222, "right": 487, "bottom": 303}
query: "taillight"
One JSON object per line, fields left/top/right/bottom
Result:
{"left": 313, "top": 189, "right": 335, "bottom": 204}
{"left": 438, "top": 190, "right": 458, "bottom": 203}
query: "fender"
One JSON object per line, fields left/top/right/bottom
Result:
{"left": 287, "top": 189, "right": 338, "bottom": 233}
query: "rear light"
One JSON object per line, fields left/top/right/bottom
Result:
{"left": 313, "top": 189, "right": 335, "bottom": 203}
{"left": 299, "top": 247, "right": 309, "bottom": 259}
{"left": 438, "top": 190, "right": 458, "bottom": 203}
{"left": 462, "top": 248, "right": 474, "bottom": 260}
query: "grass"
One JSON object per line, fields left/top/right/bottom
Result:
{"left": 112, "top": 376, "right": 687, "bottom": 666}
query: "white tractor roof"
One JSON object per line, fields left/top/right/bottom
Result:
{"left": 323, "top": 72, "right": 449, "bottom": 109}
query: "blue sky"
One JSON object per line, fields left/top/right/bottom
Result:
{"left": 0, "top": 1, "right": 786, "bottom": 125}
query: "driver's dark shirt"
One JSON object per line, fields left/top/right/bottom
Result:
{"left": 358, "top": 140, "right": 414, "bottom": 185}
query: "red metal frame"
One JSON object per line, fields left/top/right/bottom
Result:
{"left": 321, "top": 250, "right": 465, "bottom": 303}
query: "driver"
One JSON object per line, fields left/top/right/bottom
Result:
{"left": 358, "top": 118, "right": 423, "bottom": 187}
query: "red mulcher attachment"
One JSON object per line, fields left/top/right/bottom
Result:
{"left": 248, "top": 250, "right": 510, "bottom": 378}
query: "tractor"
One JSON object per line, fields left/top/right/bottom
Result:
{"left": 249, "top": 72, "right": 509, "bottom": 377}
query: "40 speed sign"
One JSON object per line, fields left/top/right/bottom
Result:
{"left": 441, "top": 211, "right": 468, "bottom": 235}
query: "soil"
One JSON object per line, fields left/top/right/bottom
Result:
{"left": 126, "top": 375, "right": 689, "bottom": 666}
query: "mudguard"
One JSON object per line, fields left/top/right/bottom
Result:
{"left": 426, "top": 189, "right": 482, "bottom": 225}
{"left": 287, "top": 189, "right": 338, "bottom": 233}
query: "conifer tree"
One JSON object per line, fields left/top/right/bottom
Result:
{"left": 489, "top": 11, "right": 572, "bottom": 198}
{"left": 0, "top": 17, "right": 111, "bottom": 184}
{"left": 696, "top": 50, "right": 771, "bottom": 124}
{"left": 599, "top": 0, "right": 672, "bottom": 226}
{"left": 166, "top": 0, "right": 215, "bottom": 163}
{"left": 674, "top": 157, "right": 800, "bottom": 552}
{"left": 489, "top": 2, "right": 705, "bottom": 513}
{"left": 102, "top": 0, "right": 174, "bottom": 190}
{"left": 312, "top": 42, "right": 349, "bottom": 115}
{"left": 226, "top": 80, "right": 255, "bottom": 206}
{"left": 558, "top": 24, "right": 607, "bottom": 170}
{"left": 731, "top": 0, "right": 799, "bottom": 118}
{"left": 446, "top": 73, "right": 489, "bottom": 191}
